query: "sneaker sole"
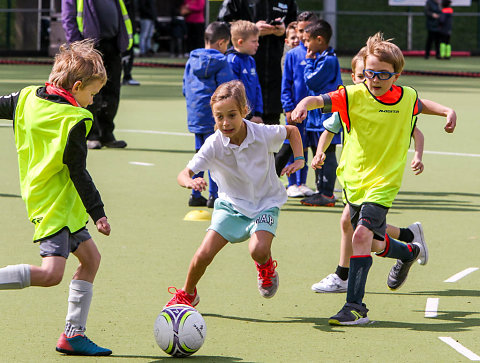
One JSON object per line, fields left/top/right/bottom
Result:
{"left": 311, "top": 285, "right": 347, "bottom": 293}
{"left": 55, "top": 347, "right": 112, "bottom": 356}
{"left": 300, "top": 201, "right": 335, "bottom": 207}
{"left": 411, "top": 224, "right": 428, "bottom": 265}
{"left": 387, "top": 261, "right": 415, "bottom": 291}
{"left": 328, "top": 317, "right": 370, "bottom": 326}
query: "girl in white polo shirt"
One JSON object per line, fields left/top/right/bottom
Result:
{"left": 165, "top": 80, "right": 305, "bottom": 307}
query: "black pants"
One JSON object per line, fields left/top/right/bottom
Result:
{"left": 262, "top": 113, "right": 281, "bottom": 125}
{"left": 186, "top": 22, "right": 204, "bottom": 53}
{"left": 425, "top": 30, "right": 440, "bottom": 59}
{"left": 88, "top": 38, "right": 122, "bottom": 143}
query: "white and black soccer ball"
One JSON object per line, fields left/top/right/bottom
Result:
{"left": 154, "top": 304, "right": 206, "bottom": 357}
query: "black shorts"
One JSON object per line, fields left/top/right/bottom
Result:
{"left": 349, "top": 203, "right": 388, "bottom": 241}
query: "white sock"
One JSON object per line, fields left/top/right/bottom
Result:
{"left": 0, "top": 264, "right": 31, "bottom": 289}
{"left": 65, "top": 280, "right": 93, "bottom": 337}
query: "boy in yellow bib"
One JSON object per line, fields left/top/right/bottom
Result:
{"left": 292, "top": 32, "right": 456, "bottom": 325}
{"left": 0, "top": 40, "right": 112, "bottom": 355}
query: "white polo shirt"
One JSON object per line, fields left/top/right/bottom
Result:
{"left": 187, "top": 120, "right": 288, "bottom": 218}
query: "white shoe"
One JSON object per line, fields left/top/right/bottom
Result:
{"left": 298, "top": 184, "right": 314, "bottom": 196}
{"left": 408, "top": 222, "right": 428, "bottom": 265}
{"left": 287, "top": 185, "right": 304, "bottom": 198}
{"left": 311, "top": 273, "right": 347, "bottom": 293}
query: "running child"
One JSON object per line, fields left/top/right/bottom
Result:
{"left": 183, "top": 21, "right": 234, "bottom": 208}
{"left": 226, "top": 20, "right": 263, "bottom": 123}
{"left": 165, "top": 80, "right": 305, "bottom": 307}
{"left": 0, "top": 40, "right": 112, "bottom": 355}
{"left": 310, "top": 47, "right": 427, "bottom": 293}
{"left": 292, "top": 32, "right": 456, "bottom": 325}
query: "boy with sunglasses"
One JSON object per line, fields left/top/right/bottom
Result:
{"left": 292, "top": 32, "right": 456, "bottom": 325}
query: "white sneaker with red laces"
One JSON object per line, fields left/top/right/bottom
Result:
{"left": 255, "top": 258, "right": 279, "bottom": 298}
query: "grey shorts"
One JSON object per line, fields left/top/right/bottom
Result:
{"left": 349, "top": 203, "right": 388, "bottom": 241}
{"left": 39, "top": 228, "right": 91, "bottom": 259}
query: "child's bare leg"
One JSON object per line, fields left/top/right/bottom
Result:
{"left": 386, "top": 224, "right": 400, "bottom": 239}
{"left": 339, "top": 205, "right": 354, "bottom": 267}
{"left": 29, "top": 256, "right": 67, "bottom": 287}
{"left": 183, "top": 230, "right": 228, "bottom": 295}
{"left": 248, "top": 230, "right": 274, "bottom": 264}
{"left": 72, "top": 239, "right": 101, "bottom": 283}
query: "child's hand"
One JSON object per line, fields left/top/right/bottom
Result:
{"left": 250, "top": 116, "right": 263, "bottom": 124}
{"left": 444, "top": 109, "right": 456, "bottom": 133}
{"left": 311, "top": 152, "right": 326, "bottom": 170}
{"left": 411, "top": 157, "right": 424, "bottom": 175}
{"left": 291, "top": 106, "right": 307, "bottom": 124}
{"left": 306, "top": 48, "right": 316, "bottom": 59}
{"left": 285, "top": 111, "right": 292, "bottom": 124}
{"left": 96, "top": 216, "right": 111, "bottom": 236}
{"left": 185, "top": 177, "right": 207, "bottom": 192}
{"left": 281, "top": 159, "right": 305, "bottom": 177}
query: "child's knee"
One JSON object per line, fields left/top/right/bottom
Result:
{"left": 352, "top": 225, "right": 372, "bottom": 245}
{"left": 41, "top": 269, "right": 64, "bottom": 287}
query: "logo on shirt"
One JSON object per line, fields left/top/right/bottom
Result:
{"left": 378, "top": 109, "right": 399, "bottom": 113}
{"left": 250, "top": 68, "right": 256, "bottom": 76}
{"left": 31, "top": 217, "right": 43, "bottom": 225}
{"left": 242, "top": 68, "right": 248, "bottom": 74}
{"left": 256, "top": 214, "right": 274, "bottom": 226}
{"left": 300, "top": 60, "right": 306, "bottom": 66}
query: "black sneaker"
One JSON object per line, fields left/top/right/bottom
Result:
{"left": 206, "top": 195, "right": 217, "bottom": 208}
{"left": 328, "top": 302, "right": 369, "bottom": 326}
{"left": 300, "top": 193, "right": 335, "bottom": 207}
{"left": 103, "top": 140, "right": 127, "bottom": 148}
{"left": 188, "top": 195, "right": 207, "bottom": 207}
{"left": 387, "top": 242, "right": 424, "bottom": 290}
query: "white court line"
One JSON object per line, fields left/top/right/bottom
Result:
{"left": 117, "top": 129, "right": 192, "bottom": 137}
{"left": 129, "top": 161, "right": 154, "bottom": 166}
{"left": 439, "top": 337, "right": 480, "bottom": 361}
{"left": 425, "top": 298, "right": 439, "bottom": 318}
{"left": 444, "top": 267, "right": 479, "bottom": 282}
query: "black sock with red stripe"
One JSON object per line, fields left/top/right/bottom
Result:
{"left": 376, "top": 234, "right": 416, "bottom": 261}
{"left": 398, "top": 227, "right": 414, "bottom": 242}
{"left": 346, "top": 255, "right": 372, "bottom": 305}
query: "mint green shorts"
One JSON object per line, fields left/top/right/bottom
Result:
{"left": 208, "top": 199, "right": 279, "bottom": 243}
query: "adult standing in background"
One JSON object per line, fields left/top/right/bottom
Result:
{"left": 424, "top": 0, "right": 442, "bottom": 59}
{"left": 62, "top": 0, "right": 133, "bottom": 149}
{"left": 218, "top": 0, "right": 298, "bottom": 125}
{"left": 139, "top": 0, "right": 158, "bottom": 57}
{"left": 181, "top": 0, "right": 206, "bottom": 54}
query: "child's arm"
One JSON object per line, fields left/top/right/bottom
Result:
{"left": 281, "top": 52, "right": 296, "bottom": 122}
{"left": 311, "top": 130, "right": 335, "bottom": 170}
{"left": 177, "top": 167, "right": 207, "bottom": 192}
{"left": 281, "top": 125, "right": 305, "bottom": 177}
{"left": 411, "top": 127, "right": 425, "bottom": 175}
{"left": 420, "top": 98, "right": 456, "bottom": 133}
{"left": 291, "top": 95, "right": 325, "bottom": 123}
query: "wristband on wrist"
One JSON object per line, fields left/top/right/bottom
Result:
{"left": 294, "top": 156, "right": 305, "bottom": 162}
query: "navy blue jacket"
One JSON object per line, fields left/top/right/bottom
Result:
{"left": 226, "top": 48, "right": 263, "bottom": 117}
{"left": 281, "top": 42, "right": 309, "bottom": 112}
{"left": 183, "top": 48, "right": 234, "bottom": 134}
{"left": 304, "top": 46, "right": 342, "bottom": 144}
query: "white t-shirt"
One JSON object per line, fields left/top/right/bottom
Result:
{"left": 187, "top": 120, "right": 288, "bottom": 218}
{"left": 323, "top": 112, "right": 342, "bottom": 134}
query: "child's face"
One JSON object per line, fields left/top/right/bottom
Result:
{"left": 296, "top": 21, "right": 310, "bottom": 44}
{"left": 212, "top": 98, "right": 247, "bottom": 145}
{"left": 237, "top": 34, "right": 259, "bottom": 56}
{"left": 71, "top": 79, "right": 103, "bottom": 108}
{"left": 285, "top": 28, "right": 299, "bottom": 48}
{"left": 304, "top": 33, "right": 325, "bottom": 55}
{"left": 351, "top": 59, "right": 365, "bottom": 84}
{"left": 364, "top": 55, "right": 399, "bottom": 97}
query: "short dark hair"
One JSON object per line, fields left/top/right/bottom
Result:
{"left": 305, "top": 20, "right": 332, "bottom": 43}
{"left": 297, "top": 11, "right": 318, "bottom": 23}
{"left": 205, "top": 21, "right": 230, "bottom": 44}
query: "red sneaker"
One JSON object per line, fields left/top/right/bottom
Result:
{"left": 165, "top": 287, "right": 200, "bottom": 308}
{"left": 255, "top": 258, "right": 279, "bottom": 298}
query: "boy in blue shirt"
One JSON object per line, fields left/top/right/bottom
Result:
{"left": 277, "top": 12, "right": 318, "bottom": 198}
{"left": 301, "top": 20, "right": 343, "bottom": 207}
{"left": 183, "top": 21, "right": 234, "bottom": 207}
{"left": 226, "top": 20, "right": 263, "bottom": 123}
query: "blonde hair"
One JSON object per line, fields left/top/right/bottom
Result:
{"left": 230, "top": 20, "right": 259, "bottom": 46}
{"left": 49, "top": 39, "right": 107, "bottom": 90}
{"left": 351, "top": 46, "right": 367, "bottom": 73}
{"left": 210, "top": 80, "right": 249, "bottom": 117}
{"left": 286, "top": 21, "right": 298, "bottom": 34}
{"left": 365, "top": 32, "right": 404, "bottom": 73}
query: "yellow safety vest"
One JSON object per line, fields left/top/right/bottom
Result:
{"left": 337, "top": 83, "right": 417, "bottom": 208}
{"left": 76, "top": 0, "right": 133, "bottom": 50}
{"left": 15, "top": 86, "right": 93, "bottom": 241}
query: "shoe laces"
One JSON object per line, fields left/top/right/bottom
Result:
{"left": 167, "top": 286, "right": 196, "bottom": 306}
{"left": 257, "top": 260, "right": 277, "bottom": 287}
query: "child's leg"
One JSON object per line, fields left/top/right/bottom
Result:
{"left": 249, "top": 230, "right": 274, "bottom": 265}
{"left": 250, "top": 230, "right": 278, "bottom": 298}
{"left": 299, "top": 149, "right": 309, "bottom": 185}
{"left": 274, "top": 143, "right": 293, "bottom": 176}
{"left": 183, "top": 230, "right": 228, "bottom": 294}
{"left": 318, "top": 146, "right": 338, "bottom": 198}
{"left": 207, "top": 170, "right": 218, "bottom": 198}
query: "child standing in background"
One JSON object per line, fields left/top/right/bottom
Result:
{"left": 183, "top": 21, "right": 234, "bottom": 208}
{"left": 281, "top": 21, "right": 299, "bottom": 72}
{"left": 165, "top": 80, "right": 305, "bottom": 308}
{"left": 439, "top": 0, "right": 453, "bottom": 60}
{"left": 0, "top": 40, "right": 112, "bottom": 356}
{"left": 300, "top": 20, "right": 343, "bottom": 207}
{"left": 227, "top": 20, "right": 263, "bottom": 123}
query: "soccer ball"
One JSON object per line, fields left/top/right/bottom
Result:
{"left": 154, "top": 304, "right": 206, "bottom": 357}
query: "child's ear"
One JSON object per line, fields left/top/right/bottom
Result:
{"left": 238, "top": 38, "right": 244, "bottom": 46}
{"left": 71, "top": 80, "right": 82, "bottom": 93}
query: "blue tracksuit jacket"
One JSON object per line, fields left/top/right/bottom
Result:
{"left": 304, "top": 46, "right": 342, "bottom": 144}
{"left": 183, "top": 48, "right": 234, "bottom": 134}
{"left": 226, "top": 48, "right": 263, "bottom": 116}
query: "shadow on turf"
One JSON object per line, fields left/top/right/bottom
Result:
{"left": 0, "top": 192, "right": 21, "bottom": 198}
{"left": 111, "top": 354, "right": 245, "bottom": 362}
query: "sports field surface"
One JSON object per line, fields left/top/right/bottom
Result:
{"left": 0, "top": 56, "right": 479, "bottom": 362}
